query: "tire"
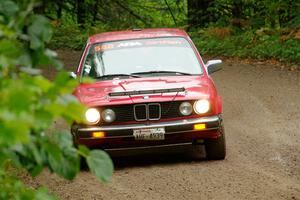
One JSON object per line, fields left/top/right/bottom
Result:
{"left": 205, "top": 126, "right": 226, "bottom": 160}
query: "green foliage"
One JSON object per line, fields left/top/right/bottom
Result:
{"left": 86, "top": 150, "right": 114, "bottom": 182}
{"left": 191, "top": 28, "right": 300, "bottom": 64}
{"left": 193, "top": 0, "right": 300, "bottom": 29}
{"left": 50, "top": 25, "right": 92, "bottom": 50}
{"left": 12, "top": 131, "right": 81, "bottom": 179}
{"left": 78, "top": 145, "right": 114, "bottom": 182}
{"left": 0, "top": 174, "right": 57, "bottom": 200}
{"left": 0, "top": 0, "right": 113, "bottom": 198}
{"left": 48, "top": 0, "right": 187, "bottom": 50}
{"left": 46, "top": 0, "right": 299, "bottom": 65}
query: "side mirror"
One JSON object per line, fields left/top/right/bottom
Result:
{"left": 69, "top": 71, "right": 77, "bottom": 79}
{"left": 205, "top": 59, "right": 222, "bottom": 74}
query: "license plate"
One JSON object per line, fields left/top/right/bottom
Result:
{"left": 133, "top": 127, "right": 165, "bottom": 140}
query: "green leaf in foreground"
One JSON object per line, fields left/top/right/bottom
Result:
{"left": 0, "top": 1, "right": 113, "bottom": 198}
{"left": 44, "top": 132, "right": 80, "bottom": 180}
{"left": 0, "top": 0, "right": 19, "bottom": 19}
{"left": 78, "top": 145, "right": 90, "bottom": 157}
{"left": 87, "top": 150, "right": 113, "bottom": 182}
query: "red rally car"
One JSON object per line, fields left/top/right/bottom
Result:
{"left": 71, "top": 28, "right": 226, "bottom": 160}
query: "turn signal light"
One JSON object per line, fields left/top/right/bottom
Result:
{"left": 193, "top": 123, "right": 206, "bottom": 130}
{"left": 92, "top": 131, "right": 105, "bottom": 138}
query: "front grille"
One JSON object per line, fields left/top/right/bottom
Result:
{"left": 134, "top": 104, "right": 147, "bottom": 121}
{"left": 133, "top": 103, "right": 161, "bottom": 121}
{"left": 101, "top": 101, "right": 195, "bottom": 124}
{"left": 148, "top": 103, "right": 161, "bottom": 120}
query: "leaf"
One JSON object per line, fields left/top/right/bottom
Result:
{"left": 27, "top": 141, "right": 43, "bottom": 165}
{"left": 54, "top": 71, "right": 71, "bottom": 87}
{"left": 0, "top": 0, "right": 19, "bottom": 18}
{"left": 34, "top": 187, "right": 58, "bottom": 200}
{"left": 30, "top": 164, "right": 43, "bottom": 177}
{"left": 44, "top": 101, "right": 64, "bottom": 116}
{"left": 27, "top": 15, "right": 53, "bottom": 49}
{"left": 87, "top": 150, "right": 114, "bottom": 182}
{"left": 61, "top": 148, "right": 80, "bottom": 179}
{"left": 78, "top": 145, "right": 90, "bottom": 157}
{"left": 63, "top": 102, "right": 85, "bottom": 123}
{"left": 5, "top": 79, "right": 35, "bottom": 113}
{"left": 43, "top": 143, "right": 63, "bottom": 171}
{"left": 0, "top": 120, "right": 30, "bottom": 145}
{"left": 33, "top": 76, "right": 52, "bottom": 92}
{"left": 53, "top": 130, "right": 73, "bottom": 149}
{"left": 29, "top": 36, "right": 42, "bottom": 50}
{"left": 0, "top": 40, "right": 20, "bottom": 58}
{"left": 34, "top": 109, "right": 53, "bottom": 130}
{"left": 43, "top": 135, "right": 79, "bottom": 180}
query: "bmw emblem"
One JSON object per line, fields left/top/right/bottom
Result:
{"left": 143, "top": 95, "right": 149, "bottom": 99}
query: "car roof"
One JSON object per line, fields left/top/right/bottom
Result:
{"left": 88, "top": 28, "right": 189, "bottom": 44}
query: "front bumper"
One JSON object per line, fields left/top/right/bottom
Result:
{"left": 72, "top": 115, "right": 223, "bottom": 150}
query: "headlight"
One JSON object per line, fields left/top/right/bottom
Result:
{"left": 85, "top": 108, "right": 100, "bottom": 124}
{"left": 102, "top": 109, "right": 116, "bottom": 123}
{"left": 179, "top": 102, "right": 193, "bottom": 116}
{"left": 194, "top": 99, "right": 210, "bottom": 114}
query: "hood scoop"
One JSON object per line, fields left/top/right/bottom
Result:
{"left": 108, "top": 87, "right": 185, "bottom": 97}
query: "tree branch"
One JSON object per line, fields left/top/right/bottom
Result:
{"left": 113, "top": 0, "right": 150, "bottom": 26}
{"left": 164, "top": 0, "right": 177, "bottom": 26}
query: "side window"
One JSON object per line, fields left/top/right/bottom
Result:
{"left": 83, "top": 54, "right": 93, "bottom": 76}
{"left": 82, "top": 54, "right": 102, "bottom": 78}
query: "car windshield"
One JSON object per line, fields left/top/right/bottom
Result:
{"left": 82, "top": 37, "right": 203, "bottom": 79}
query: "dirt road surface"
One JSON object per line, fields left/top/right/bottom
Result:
{"left": 26, "top": 51, "right": 300, "bottom": 200}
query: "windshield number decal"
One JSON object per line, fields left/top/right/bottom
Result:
{"left": 94, "top": 38, "right": 188, "bottom": 53}
{"left": 117, "top": 41, "right": 142, "bottom": 48}
{"left": 95, "top": 44, "right": 114, "bottom": 52}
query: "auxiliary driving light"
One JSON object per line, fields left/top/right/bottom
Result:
{"left": 85, "top": 108, "right": 100, "bottom": 124}
{"left": 179, "top": 102, "right": 193, "bottom": 116}
{"left": 194, "top": 99, "right": 210, "bottom": 114}
{"left": 102, "top": 109, "right": 116, "bottom": 123}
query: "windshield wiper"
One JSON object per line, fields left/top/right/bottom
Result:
{"left": 131, "top": 70, "right": 193, "bottom": 76}
{"left": 95, "top": 74, "right": 141, "bottom": 79}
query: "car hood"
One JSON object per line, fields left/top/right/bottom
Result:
{"left": 74, "top": 76, "right": 213, "bottom": 107}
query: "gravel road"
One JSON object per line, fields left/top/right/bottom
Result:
{"left": 26, "top": 51, "right": 300, "bottom": 200}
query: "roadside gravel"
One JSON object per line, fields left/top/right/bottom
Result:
{"left": 26, "top": 50, "right": 300, "bottom": 200}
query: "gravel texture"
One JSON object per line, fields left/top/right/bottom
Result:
{"left": 26, "top": 51, "right": 300, "bottom": 200}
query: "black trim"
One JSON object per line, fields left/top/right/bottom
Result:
{"left": 109, "top": 87, "right": 185, "bottom": 97}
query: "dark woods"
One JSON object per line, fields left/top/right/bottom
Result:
{"left": 32, "top": 0, "right": 300, "bottom": 64}
{"left": 34, "top": 0, "right": 300, "bottom": 30}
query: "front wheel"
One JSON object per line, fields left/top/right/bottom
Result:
{"left": 205, "top": 126, "right": 226, "bottom": 160}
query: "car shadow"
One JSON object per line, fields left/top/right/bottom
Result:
{"left": 110, "top": 145, "right": 206, "bottom": 170}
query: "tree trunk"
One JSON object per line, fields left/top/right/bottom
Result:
{"left": 231, "top": 0, "right": 243, "bottom": 28}
{"left": 92, "top": 0, "right": 99, "bottom": 26}
{"left": 57, "top": 0, "right": 63, "bottom": 19}
{"left": 77, "top": 0, "right": 86, "bottom": 28}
